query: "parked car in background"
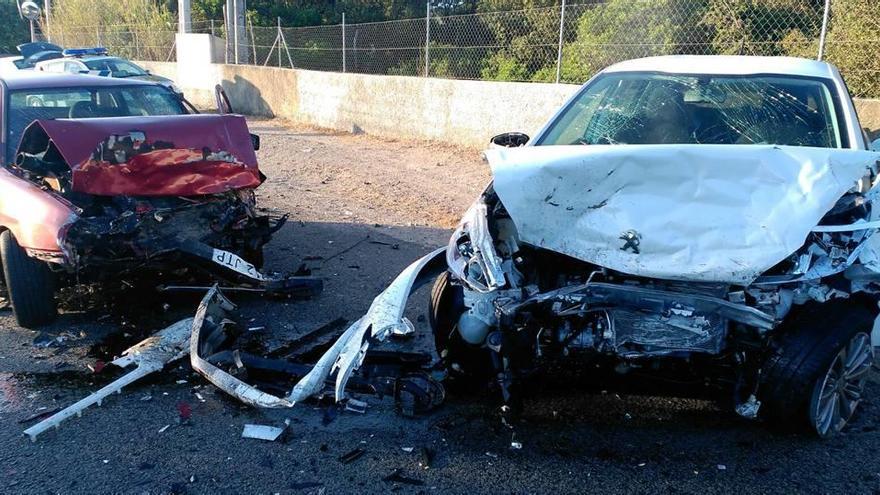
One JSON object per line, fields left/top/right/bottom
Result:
{"left": 295, "top": 55, "right": 880, "bottom": 438}
{"left": 0, "top": 73, "right": 278, "bottom": 327}
{"left": 0, "top": 42, "right": 63, "bottom": 76}
{"left": 35, "top": 47, "right": 180, "bottom": 94}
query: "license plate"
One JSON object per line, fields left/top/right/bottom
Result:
{"left": 211, "top": 248, "right": 266, "bottom": 281}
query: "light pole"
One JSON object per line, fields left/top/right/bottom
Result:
{"left": 20, "top": 1, "right": 41, "bottom": 42}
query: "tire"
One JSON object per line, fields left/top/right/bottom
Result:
{"left": 759, "top": 297, "right": 876, "bottom": 437}
{"left": 429, "top": 272, "right": 489, "bottom": 392}
{"left": 0, "top": 231, "right": 57, "bottom": 328}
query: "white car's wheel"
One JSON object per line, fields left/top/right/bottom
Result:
{"left": 809, "top": 332, "right": 874, "bottom": 437}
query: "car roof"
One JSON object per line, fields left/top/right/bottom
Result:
{"left": 603, "top": 55, "right": 838, "bottom": 79}
{"left": 63, "top": 55, "right": 120, "bottom": 62}
{"left": 0, "top": 71, "right": 159, "bottom": 90}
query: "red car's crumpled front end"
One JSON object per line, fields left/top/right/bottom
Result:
{"left": 3, "top": 113, "right": 281, "bottom": 279}
{"left": 17, "top": 114, "right": 262, "bottom": 197}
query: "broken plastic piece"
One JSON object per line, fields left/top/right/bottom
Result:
{"left": 382, "top": 469, "right": 424, "bottom": 486}
{"left": 289, "top": 248, "right": 445, "bottom": 403}
{"left": 189, "top": 286, "right": 445, "bottom": 415}
{"left": 190, "top": 288, "right": 296, "bottom": 408}
{"left": 241, "top": 421, "right": 289, "bottom": 441}
{"left": 337, "top": 448, "right": 365, "bottom": 464}
{"left": 23, "top": 318, "right": 193, "bottom": 441}
{"left": 344, "top": 398, "right": 368, "bottom": 414}
{"left": 735, "top": 394, "right": 762, "bottom": 420}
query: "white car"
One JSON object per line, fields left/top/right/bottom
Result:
{"left": 36, "top": 48, "right": 180, "bottom": 94}
{"left": 255, "top": 55, "right": 880, "bottom": 438}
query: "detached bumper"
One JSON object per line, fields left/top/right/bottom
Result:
{"left": 189, "top": 248, "right": 446, "bottom": 408}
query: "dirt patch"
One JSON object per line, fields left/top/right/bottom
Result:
{"left": 251, "top": 118, "right": 489, "bottom": 230}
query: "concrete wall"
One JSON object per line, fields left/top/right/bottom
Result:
{"left": 141, "top": 60, "right": 880, "bottom": 146}
{"left": 139, "top": 61, "right": 578, "bottom": 147}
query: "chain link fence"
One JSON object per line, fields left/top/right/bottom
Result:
{"left": 41, "top": 0, "right": 880, "bottom": 98}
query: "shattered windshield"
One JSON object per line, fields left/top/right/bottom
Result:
{"left": 538, "top": 73, "right": 844, "bottom": 148}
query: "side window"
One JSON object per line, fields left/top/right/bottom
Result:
{"left": 64, "top": 61, "right": 83, "bottom": 73}
{"left": 42, "top": 61, "right": 62, "bottom": 72}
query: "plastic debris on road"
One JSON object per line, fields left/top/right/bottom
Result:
{"left": 22, "top": 318, "right": 193, "bottom": 441}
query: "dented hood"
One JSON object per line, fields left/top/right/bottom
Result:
{"left": 19, "top": 114, "right": 261, "bottom": 196}
{"left": 487, "top": 145, "right": 879, "bottom": 285}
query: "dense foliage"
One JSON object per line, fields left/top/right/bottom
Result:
{"left": 0, "top": 2, "right": 31, "bottom": 55}
{"left": 25, "top": 0, "right": 880, "bottom": 96}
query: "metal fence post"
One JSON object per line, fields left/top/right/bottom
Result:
{"left": 278, "top": 17, "right": 282, "bottom": 67}
{"left": 424, "top": 1, "right": 430, "bottom": 77}
{"left": 817, "top": 0, "right": 831, "bottom": 61}
{"left": 249, "top": 18, "right": 257, "bottom": 64}
{"left": 555, "top": 0, "right": 566, "bottom": 84}
{"left": 342, "top": 13, "right": 346, "bottom": 72}
{"left": 211, "top": 19, "right": 215, "bottom": 38}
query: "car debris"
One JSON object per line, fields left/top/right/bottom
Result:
{"left": 344, "top": 398, "right": 368, "bottom": 414}
{"left": 241, "top": 420, "right": 290, "bottom": 441}
{"left": 17, "top": 407, "right": 61, "bottom": 424}
{"left": 337, "top": 447, "right": 366, "bottom": 464}
{"left": 419, "top": 447, "right": 435, "bottom": 469}
{"left": 23, "top": 318, "right": 192, "bottom": 441}
{"left": 382, "top": 468, "right": 424, "bottom": 486}
{"left": 189, "top": 286, "right": 445, "bottom": 414}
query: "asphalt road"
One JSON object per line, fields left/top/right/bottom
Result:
{"left": 1, "top": 121, "right": 879, "bottom": 494}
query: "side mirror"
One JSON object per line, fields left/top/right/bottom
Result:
{"left": 490, "top": 132, "right": 530, "bottom": 148}
{"left": 250, "top": 133, "right": 260, "bottom": 151}
{"left": 145, "top": 69, "right": 152, "bottom": 75}
{"left": 214, "top": 84, "right": 233, "bottom": 115}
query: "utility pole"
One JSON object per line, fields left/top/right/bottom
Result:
{"left": 233, "top": 0, "right": 248, "bottom": 63}
{"left": 178, "top": 0, "right": 191, "bottom": 33}
{"left": 223, "top": 2, "right": 232, "bottom": 63}
{"left": 44, "top": 0, "right": 51, "bottom": 40}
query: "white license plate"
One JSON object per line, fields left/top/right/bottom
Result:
{"left": 211, "top": 248, "right": 266, "bottom": 281}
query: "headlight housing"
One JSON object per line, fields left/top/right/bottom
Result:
{"left": 446, "top": 201, "right": 506, "bottom": 293}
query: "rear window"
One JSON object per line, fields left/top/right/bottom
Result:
{"left": 6, "top": 85, "right": 186, "bottom": 162}
{"left": 538, "top": 72, "right": 845, "bottom": 148}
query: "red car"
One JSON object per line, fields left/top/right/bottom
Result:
{"left": 0, "top": 73, "right": 294, "bottom": 327}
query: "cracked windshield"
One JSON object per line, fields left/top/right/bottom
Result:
{"left": 539, "top": 73, "right": 843, "bottom": 148}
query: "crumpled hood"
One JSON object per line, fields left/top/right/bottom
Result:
{"left": 18, "top": 114, "right": 261, "bottom": 196}
{"left": 486, "top": 144, "right": 879, "bottom": 285}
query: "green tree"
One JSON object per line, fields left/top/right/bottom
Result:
{"left": 823, "top": 0, "right": 879, "bottom": 98}
{"left": 45, "top": 0, "right": 175, "bottom": 60}
{"left": 558, "top": 0, "right": 709, "bottom": 83}
{"left": 476, "top": 0, "right": 560, "bottom": 81}
{"left": 700, "top": 0, "right": 823, "bottom": 56}
{"left": 0, "top": 3, "right": 30, "bottom": 54}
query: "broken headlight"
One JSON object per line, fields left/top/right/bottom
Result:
{"left": 446, "top": 201, "right": 506, "bottom": 293}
